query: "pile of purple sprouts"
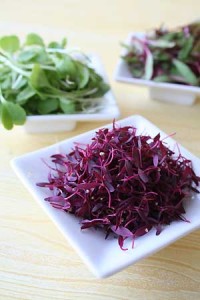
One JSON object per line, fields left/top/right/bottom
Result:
{"left": 37, "top": 124, "right": 200, "bottom": 250}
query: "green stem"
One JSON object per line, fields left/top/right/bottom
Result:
{"left": 21, "top": 63, "right": 56, "bottom": 71}
{"left": 46, "top": 47, "right": 79, "bottom": 54}
{"left": 0, "top": 55, "right": 29, "bottom": 77}
{"left": 0, "top": 86, "right": 7, "bottom": 104}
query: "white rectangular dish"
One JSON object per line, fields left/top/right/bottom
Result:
{"left": 11, "top": 115, "right": 200, "bottom": 278}
{"left": 114, "top": 33, "right": 200, "bottom": 105}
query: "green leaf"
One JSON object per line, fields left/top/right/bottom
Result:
{"left": 0, "top": 35, "right": 20, "bottom": 53}
{"left": 0, "top": 67, "right": 10, "bottom": 81}
{"left": 30, "top": 64, "right": 52, "bottom": 91}
{"left": 89, "top": 81, "right": 110, "bottom": 98}
{"left": 3, "top": 101, "right": 26, "bottom": 125}
{"left": 161, "top": 32, "right": 181, "bottom": 42}
{"left": 1, "top": 104, "right": 13, "bottom": 129}
{"left": 17, "top": 49, "right": 38, "bottom": 62}
{"left": 30, "top": 64, "right": 65, "bottom": 96}
{"left": 37, "top": 98, "right": 59, "bottom": 114}
{"left": 143, "top": 50, "right": 153, "bottom": 80}
{"left": 16, "top": 85, "right": 36, "bottom": 104}
{"left": 149, "top": 39, "right": 175, "bottom": 48}
{"left": 61, "top": 38, "right": 67, "bottom": 48}
{"left": 153, "top": 52, "right": 170, "bottom": 62}
{"left": 48, "top": 41, "right": 61, "bottom": 49}
{"left": 173, "top": 59, "right": 198, "bottom": 85}
{"left": 45, "top": 70, "right": 62, "bottom": 89}
{"left": 122, "top": 55, "right": 139, "bottom": 64}
{"left": 34, "top": 49, "right": 51, "bottom": 64}
{"left": 1, "top": 99, "right": 26, "bottom": 130}
{"left": 48, "top": 38, "right": 67, "bottom": 49}
{"left": 60, "top": 98, "right": 75, "bottom": 113}
{"left": 132, "top": 68, "right": 143, "bottom": 78}
{"left": 1, "top": 76, "right": 12, "bottom": 90}
{"left": 55, "top": 55, "right": 77, "bottom": 78}
{"left": 25, "top": 33, "right": 44, "bottom": 46}
{"left": 22, "top": 97, "right": 39, "bottom": 115}
{"left": 153, "top": 75, "right": 170, "bottom": 82}
{"left": 178, "top": 36, "right": 194, "bottom": 60}
{"left": 76, "top": 63, "right": 90, "bottom": 89}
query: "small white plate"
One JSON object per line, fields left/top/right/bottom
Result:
{"left": 11, "top": 115, "right": 200, "bottom": 278}
{"left": 114, "top": 33, "right": 200, "bottom": 105}
{"left": 24, "top": 54, "right": 120, "bottom": 133}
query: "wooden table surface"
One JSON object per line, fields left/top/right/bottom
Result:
{"left": 0, "top": 1, "right": 200, "bottom": 299}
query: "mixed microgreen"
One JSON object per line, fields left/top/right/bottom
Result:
{"left": 0, "top": 34, "right": 110, "bottom": 130}
{"left": 122, "top": 21, "right": 200, "bottom": 86}
{"left": 37, "top": 123, "right": 200, "bottom": 250}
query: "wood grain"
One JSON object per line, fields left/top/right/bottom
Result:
{"left": 0, "top": 1, "right": 200, "bottom": 299}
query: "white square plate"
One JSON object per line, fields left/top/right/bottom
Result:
{"left": 11, "top": 115, "right": 200, "bottom": 278}
{"left": 24, "top": 53, "right": 120, "bottom": 133}
{"left": 114, "top": 33, "right": 200, "bottom": 105}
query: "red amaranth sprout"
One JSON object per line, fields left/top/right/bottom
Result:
{"left": 37, "top": 123, "right": 200, "bottom": 250}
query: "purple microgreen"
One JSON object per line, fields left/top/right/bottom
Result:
{"left": 37, "top": 122, "right": 200, "bottom": 250}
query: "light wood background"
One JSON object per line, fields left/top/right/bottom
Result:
{"left": 0, "top": 1, "right": 200, "bottom": 299}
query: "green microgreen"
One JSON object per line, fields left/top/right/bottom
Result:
{"left": 0, "top": 33, "right": 110, "bottom": 130}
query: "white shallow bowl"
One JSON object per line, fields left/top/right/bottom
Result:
{"left": 114, "top": 33, "right": 200, "bottom": 105}
{"left": 11, "top": 115, "right": 200, "bottom": 278}
{"left": 24, "top": 54, "right": 120, "bottom": 133}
